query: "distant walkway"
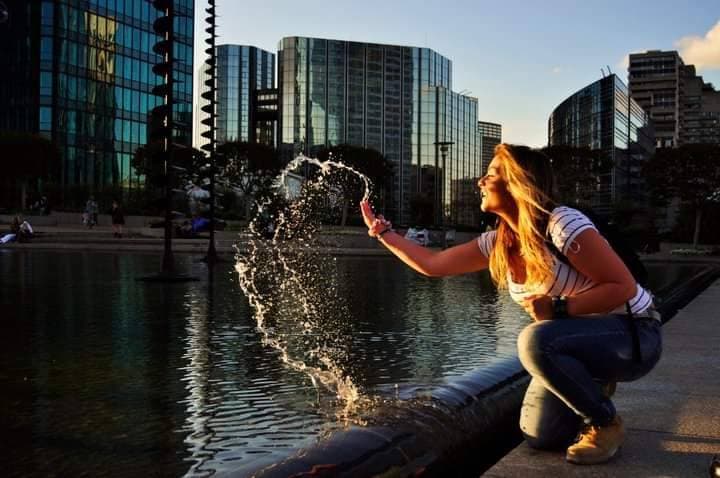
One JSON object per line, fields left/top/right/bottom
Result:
{"left": 483, "top": 279, "right": 720, "bottom": 477}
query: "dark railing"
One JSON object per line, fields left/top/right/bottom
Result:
{"left": 244, "top": 265, "right": 720, "bottom": 477}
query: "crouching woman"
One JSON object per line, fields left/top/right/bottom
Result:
{"left": 360, "top": 144, "right": 662, "bottom": 465}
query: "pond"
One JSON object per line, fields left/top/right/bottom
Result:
{"left": 0, "top": 250, "right": 707, "bottom": 476}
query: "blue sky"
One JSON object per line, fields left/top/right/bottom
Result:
{"left": 194, "top": 0, "right": 720, "bottom": 147}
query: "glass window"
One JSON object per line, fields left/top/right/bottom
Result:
{"left": 40, "top": 37, "right": 53, "bottom": 62}
{"left": 41, "top": 2, "right": 53, "bottom": 26}
{"left": 114, "top": 119, "right": 122, "bottom": 140}
{"left": 123, "top": 119, "right": 131, "bottom": 142}
{"left": 40, "top": 71, "right": 53, "bottom": 96}
{"left": 39, "top": 107, "right": 52, "bottom": 131}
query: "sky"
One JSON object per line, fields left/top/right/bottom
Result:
{"left": 193, "top": 0, "right": 720, "bottom": 148}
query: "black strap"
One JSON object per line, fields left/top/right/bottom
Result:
{"left": 625, "top": 301, "right": 642, "bottom": 363}
{"left": 548, "top": 237, "right": 642, "bottom": 364}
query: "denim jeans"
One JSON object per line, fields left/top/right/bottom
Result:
{"left": 517, "top": 315, "right": 662, "bottom": 450}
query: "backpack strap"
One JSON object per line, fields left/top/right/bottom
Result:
{"left": 547, "top": 233, "right": 643, "bottom": 363}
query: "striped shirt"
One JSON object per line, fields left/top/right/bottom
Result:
{"left": 476, "top": 206, "right": 653, "bottom": 316}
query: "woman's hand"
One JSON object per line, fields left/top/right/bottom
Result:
{"left": 521, "top": 294, "right": 553, "bottom": 321}
{"left": 360, "top": 200, "right": 376, "bottom": 229}
{"left": 360, "top": 200, "right": 391, "bottom": 237}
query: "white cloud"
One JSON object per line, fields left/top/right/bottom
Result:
{"left": 551, "top": 66, "right": 562, "bottom": 74}
{"left": 675, "top": 20, "right": 720, "bottom": 69}
{"left": 617, "top": 54, "right": 630, "bottom": 71}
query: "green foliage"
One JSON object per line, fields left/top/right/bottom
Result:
{"left": 315, "top": 144, "right": 394, "bottom": 225}
{"left": 0, "top": 131, "right": 60, "bottom": 180}
{"left": 216, "top": 141, "right": 283, "bottom": 196}
{"left": 644, "top": 144, "right": 720, "bottom": 207}
{"left": 644, "top": 144, "right": 720, "bottom": 246}
{"left": 0, "top": 131, "right": 61, "bottom": 209}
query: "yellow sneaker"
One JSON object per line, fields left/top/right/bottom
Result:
{"left": 566, "top": 415, "right": 625, "bottom": 465}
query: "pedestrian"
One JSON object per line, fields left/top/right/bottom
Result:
{"left": 1, "top": 216, "right": 22, "bottom": 243}
{"left": 17, "top": 217, "right": 34, "bottom": 242}
{"left": 359, "top": 143, "right": 661, "bottom": 465}
{"left": 85, "top": 196, "right": 98, "bottom": 228}
{"left": 111, "top": 200, "right": 125, "bottom": 238}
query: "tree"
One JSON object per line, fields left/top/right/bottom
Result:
{"left": 644, "top": 144, "right": 720, "bottom": 248}
{"left": 216, "top": 141, "right": 283, "bottom": 218}
{"left": 0, "top": 131, "right": 60, "bottom": 209}
{"left": 131, "top": 144, "right": 205, "bottom": 212}
{"left": 541, "top": 145, "right": 612, "bottom": 207}
{"left": 316, "top": 144, "right": 394, "bottom": 226}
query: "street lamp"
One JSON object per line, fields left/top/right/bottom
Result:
{"left": 434, "top": 141, "right": 454, "bottom": 231}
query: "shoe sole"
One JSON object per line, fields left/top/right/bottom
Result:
{"left": 566, "top": 446, "right": 621, "bottom": 465}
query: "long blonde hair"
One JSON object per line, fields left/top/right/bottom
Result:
{"left": 489, "top": 144, "right": 557, "bottom": 289}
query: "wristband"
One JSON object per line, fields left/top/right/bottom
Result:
{"left": 377, "top": 228, "right": 392, "bottom": 238}
{"left": 551, "top": 296, "right": 568, "bottom": 319}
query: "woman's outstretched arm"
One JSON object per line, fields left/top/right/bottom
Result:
{"left": 361, "top": 200, "right": 488, "bottom": 277}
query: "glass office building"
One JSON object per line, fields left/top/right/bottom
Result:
{"left": 548, "top": 74, "right": 655, "bottom": 215}
{"left": 0, "top": 0, "right": 194, "bottom": 194}
{"left": 477, "top": 121, "right": 502, "bottom": 175}
{"left": 216, "top": 45, "right": 275, "bottom": 145}
{"left": 277, "top": 36, "right": 480, "bottom": 227}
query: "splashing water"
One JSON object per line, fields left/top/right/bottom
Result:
{"left": 235, "top": 154, "right": 375, "bottom": 419}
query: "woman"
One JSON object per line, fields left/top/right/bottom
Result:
{"left": 360, "top": 144, "right": 661, "bottom": 465}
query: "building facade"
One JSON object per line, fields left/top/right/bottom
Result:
{"left": 277, "top": 36, "right": 480, "bottom": 227}
{"left": 629, "top": 49, "right": 720, "bottom": 148}
{"left": 548, "top": 74, "right": 655, "bottom": 215}
{"left": 0, "top": 0, "right": 194, "bottom": 195}
{"left": 680, "top": 65, "right": 720, "bottom": 145}
{"left": 477, "top": 121, "right": 501, "bottom": 175}
{"left": 215, "top": 44, "right": 275, "bottom": 145}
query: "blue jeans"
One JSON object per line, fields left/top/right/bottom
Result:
{"left": 517, "top": 315, "right": 662, "bottom": 450}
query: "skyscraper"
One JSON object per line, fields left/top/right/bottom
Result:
{"left": 628, "top": 49, "right": 720, "bottom": 148}
{"left": 477, "top": 121, "right": 502, "bottom": 175}
{"left": 0, "top": 0, "right": 194, "bottom": 196}
{"left": 277, "top": 36, "right": 480, "bottom": 227}
{"left": 679, "top": 65, "right": 720, "bottom": 145}
{"left": 548, "top": 74, "right": 654, "bottom": 215}
{"left": 215, "top": 45, "right": 275, "bottom": 145}
{"left": 628, "top": 50, "right": 682, "bottom": 149}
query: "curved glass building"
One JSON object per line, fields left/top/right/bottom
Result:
{"left": 548, "top": 74, "right": 654, "bottom": 215}
{"left": 277, "top": 36, "right": 480, "bottom": 226}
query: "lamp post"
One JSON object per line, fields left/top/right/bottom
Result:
{"left": 434, "top": 141, "right": 453, "bottom": 230}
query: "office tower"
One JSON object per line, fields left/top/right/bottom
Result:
{"left": 548, "top": 74, "right": 654, "bottom": 215}
{"left": 628, "top": 49, "right": 720, "bottom": 148}
{"left": 215, "top": 44, "right": 275, "bottom": 145}
{"left": 277, "top": 36, "right": 480, "bottom": 227}
{"left": 679, "top": 65, "right": 720, "bottom": 145}
{"left": 0, "top": 0, "right": 194, "bottom": 195}
{"left": 477, "top": 121, "right": 502, "bottom": 175}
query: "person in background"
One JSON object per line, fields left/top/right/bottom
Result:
{"left": 360, "top": 143, "right": 661, "bottom": 465}
{"left": 111, "top": 200, "right": 125, "bottom": 238}
{"left": 85, "top": 196, "right": 99, "bottom": 228}
{"left": 17, "top": 217, "right": 34, "bottom": 242}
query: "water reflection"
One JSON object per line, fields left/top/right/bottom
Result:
{"left": 0, "top": 251, "right": 707, "bottom": 477}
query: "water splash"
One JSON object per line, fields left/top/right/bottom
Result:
{"left": 235, "top": 154, "right": 375, "bottom": 420}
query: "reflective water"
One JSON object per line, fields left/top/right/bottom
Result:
{"left": 0, "top": 250, "right": 705, "bottom": 476}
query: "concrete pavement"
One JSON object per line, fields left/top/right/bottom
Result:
{"left": 483, "top": 278, "right": 720, "bottom": 477}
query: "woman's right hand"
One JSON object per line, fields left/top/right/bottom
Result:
{"left": 360, "top": 200, "right": 391, "bottom": 237}
{"left": 360, "top": 200, "right": 376, "bottom": 229}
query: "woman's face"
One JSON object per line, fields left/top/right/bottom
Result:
{"left": 478, "top": 156, "right": 515, "bottom": 213}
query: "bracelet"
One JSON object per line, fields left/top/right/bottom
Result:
{"left": 377, "top": 228, "right": 393, "bottom": 238}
